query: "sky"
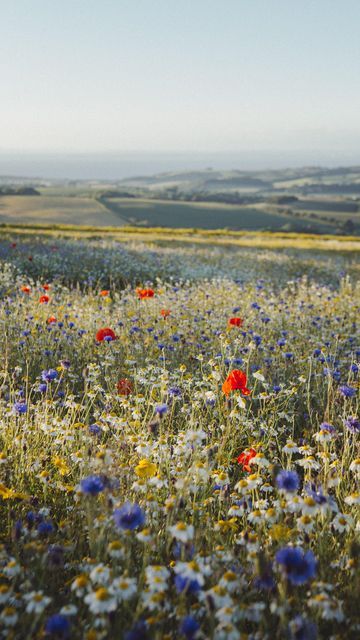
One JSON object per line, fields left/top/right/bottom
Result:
{"left": 1, "top": 0, "right": 360, "bottom": 158}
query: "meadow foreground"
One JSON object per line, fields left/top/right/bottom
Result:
{"left": 0, "top": 234, "right": 359, "bottom": 640}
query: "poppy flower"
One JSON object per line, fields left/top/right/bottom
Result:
{"left": 237, "top": 447, "right": 257, "bottom": 472}
{"left": 47, "top": 316, "right": 57, "bottom": 324}
{"left": 21, "top": 286, "right": 31, "bottom": 294}
{"left": 28, "top": 256, "right": 33, "bottom": 261}
{"left": 136, "top": 288, "right": 155, "bottom": 299}
{"left": 228, "top": 317, "right": 243, "bottom": 327}
{"left": 222, "top": 369, "right": 251, "bottom": 396}
{"left": 160, "top": 309, "right": 171, "bottom": 318}
{"left": 39, "top": 295, "right": 50, "bottom": 304}
{"left": 42, "top": 284, "right": 51, "bottom": 291}
{"left": 99, "top": 290, "right": 110, "bottom": 297}
{"left": 117, "top": 378, "right": 133, "bottom": 396}
{"left": 10, "top": 243, "right": 17, "bottom": 249}
{"left": 96, "top": 327, "right": 116, "bottom": 342}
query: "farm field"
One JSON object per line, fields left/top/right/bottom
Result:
{"left": 0, "top": 196, "right": 127, "bottom": 227}
{"left": 1, "top": 164, "right": 360, "bottom": 234}
{"left": 0, "top": 231, "right": 359, "bottom": 639}
{"left": 0, "top": 193, "right": 312, "bottom": 232}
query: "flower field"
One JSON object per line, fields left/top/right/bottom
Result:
{"left": 0, "top": 234, "right": 359, "bottom": 639}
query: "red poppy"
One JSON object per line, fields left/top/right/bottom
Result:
{"left": 42, "top": 284, "right": 50, "bottom": 291}
{"left": 39, "top": 295, "right": 50, "bottom": 304}
{"left": 136, "top": 288, "right": 155, "bottom": 299}
{"left": 99, "top": 290, "right": 110, "bottom": 297}
{"left": 117, "top": 378, "right": 133, "bottom": 396}
{"left": 237, "top": 448, "right": 257, "bottom": 472}
{"left": 95, "top": 327, "right": 116, "bottom": 342}
{"left": 222, "top": 369, "right": 251, "bottom": 396}
{"left": 21, "top": 286, "right": 31, "bottom": 294}
{"left": 28, "top": 256, "right": 33, "bottom": 262}
{"left": 160, "top": 309, "right": 171, "bottom": 318}
{"left": 228, "top": 317, "right": 243, "bottom": 327}
{"left": 10, "top": 243, "right": 17, "bottom": 249}
{"left": 47, "top": 315, "right": 57, "bottom": 324}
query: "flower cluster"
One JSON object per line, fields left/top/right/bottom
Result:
{"left": 0, "top": 234, "right": 358, "bottom": 639}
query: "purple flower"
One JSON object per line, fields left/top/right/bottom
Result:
{"left": 80, "top": 475, "right": 105, "bottom": 496}
{"left": 276, "top": 470, "right": 300, "bottom": 493}
{"left": 344, "top": 416, "right": 360, "bottom": 434}
{"left": 275, "top": 547, "right": 317, "bottom": 585}
{"left": 113, "top": 502, "right": 145, "bottom": 530}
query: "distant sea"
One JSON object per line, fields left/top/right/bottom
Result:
{"left": 0, "top": 150, "right": 359, "bottom": 181}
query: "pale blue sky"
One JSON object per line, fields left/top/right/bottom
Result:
{"left": 1, "top": 0, "right": 360, "bottom": 154}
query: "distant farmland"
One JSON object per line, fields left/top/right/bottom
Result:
{"left": 100, "top": 197, "right": 335, "bottom": 232}
{"left": 0, "top": 195, "right": 126, "bottom": 226}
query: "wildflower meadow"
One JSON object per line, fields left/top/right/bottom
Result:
{"left": 0, "top": 234, "right": 359, "bottom": 640}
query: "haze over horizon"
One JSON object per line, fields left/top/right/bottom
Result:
{"left": 1, "top": 0, "right": 360, "bottom": 172}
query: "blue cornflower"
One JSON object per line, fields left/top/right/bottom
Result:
{"left": 276, "top": 470, "right": 300, "bottom": 493}
{"left": 89, "top": 423, "right": 103, "bottom": 436}
{"left": 275, "top": 547, "right": 316, "bottom": 585}
{"left": 155, "top": 403, "right": 168, "bottom": 416}
{"left": 179, "top": 616, "right": 200, "bottom": 639}
{"left": 124, "top": 620, "right": 148, "bottom": 640}
{"left": 288, "top": 615, "right": 317, "bottom": 640}
{"left": 80, "top": 475, "right": 105, "bottom": 496}
{"left": 344, "top": 416, "right": 360, "bottom": 434}
{"left": 273, "top": 385, "right": 281, "bottom": 394}
{"left": 38, "top": 520, "right": 54, "bottom": 537}
{"left": 13, "top": 402, "right": 27, "bottom": 414}
{"left": 339, "top": 385, "right": 356, "bottom": 398}
{"left": 319, "top": 422, "right": 336, "bottom": 434}
{"left": 350, "top": 363, "right": 358, "bottom": 374}
{"left": 168, "top": 386, "right": 182, "bottom": 397}
{"left": 253, "top": 566, "right": 275, "bottom": 591}
{"left": 45, "top": 614, "right": 70, "bottom": 638}
{"left": 41, "top": 369, "right": 58, "bottom": 382}
{"left": 174, "top": 575, "right": 201, "bottom": 594}
{"left": 38, "top": 383, "right": 48, "bottom": 393}
{"left": 305, "top": 483, "right": 327, "bottom": 505}
{"left": 113, "top": 502, "right": 146, "bottom": 530}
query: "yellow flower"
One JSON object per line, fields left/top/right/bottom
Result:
{"left": 268, "top": 524, "right": 294, "bottom": 542}
{"left": 135, "top": 459, "right": 158, "bottom": 479}
{"left": 0, "top": 483, "right": 28, "bottom": 501}
{"left": 215, "top": 518, "right": 238, "bottom": 533}
{"left": 53, "top": 456, "right": 70, "bottom": 476}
